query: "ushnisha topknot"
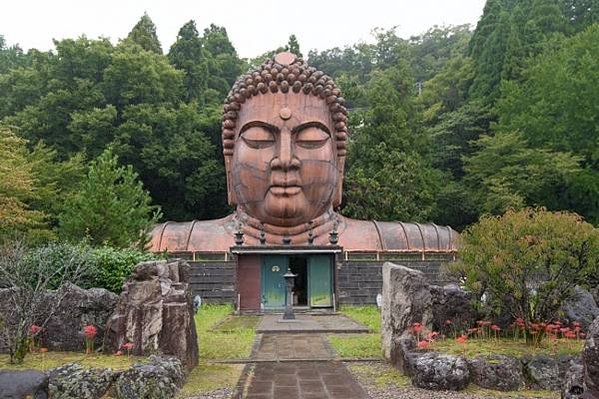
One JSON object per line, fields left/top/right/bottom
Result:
{"left": 221, "top": 52, "right": 349, "bottom": 158}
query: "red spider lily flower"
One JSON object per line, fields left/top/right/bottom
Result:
{"left": 115, "top": 350, "right": 124, "bottom": 356}
{"left": 545, "top": 324, "right": 558, "bottom": 333}
{"left": 456, "top": 335, "right": 468, "bottom": 344}
{"left": 427, "top": 331, "right": 440, "bottom": 340}
{"left": 417, "top": 340, "right": 430, "bottom": 349}
{"left": 444, "top": 320, "right": 453, "bottom": 326}
{"left": 565, "top": 331, "right": 577, "bottom": 339}
{"left": 122, "top": 342, "right": 134, "bottom": 351}
{"left": 467, "top": 328, "right": 479, "bottom": 335}
{"left": 531, "top": 323, "right": 541, "bottom": 331}
{"left": 560, "top": 327, "right": 570, "bottom": 334}
{"left": 491, "top": 324, "right": 501, "bottom": 332}
{"left": 83, "top": 325, "right": 98, "bottom": 339}
{"left": 572, "top": 321, "right": 581, "bottom": 328}
{"left": 39, "top": 347, "right": 48, "bottom": 353}
{"left": 411, "top": 323, "right": 424, "bottom": 334}
{"left": 29, "top": 324, "right": 43, "bottom": 335}
{"left": 555, "top": 321, "right": 562, "bottom": 326}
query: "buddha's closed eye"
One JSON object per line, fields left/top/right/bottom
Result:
{"left": 241, "top": 126, "right": 275, "bottom": 149}
{"left": 295, "top": 126, "right": 330, "bottom": 149}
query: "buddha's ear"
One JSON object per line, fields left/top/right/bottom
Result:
{"left": 225, "top": 156, "right": 238, "bottom": 205}
{"left": 333, "top": 156, "right": 345, "bottom": 207}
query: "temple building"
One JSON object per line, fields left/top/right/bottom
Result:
{"left": 149, "top": 52, "right": 457, "bottom": 312}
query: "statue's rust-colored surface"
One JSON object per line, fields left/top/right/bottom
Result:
{"left": 149, "top": 52, "right": 457, "bottom": 253}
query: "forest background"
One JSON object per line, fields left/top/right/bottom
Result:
{"left": 0, "top": 0, "right": 597, "bottom": 246}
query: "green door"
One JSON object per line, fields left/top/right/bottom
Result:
{"left": 261, "top": 255, "right": 288, "bottom": 310}
{"left": 308, "top": 255, "right": 333, "bottom": 307}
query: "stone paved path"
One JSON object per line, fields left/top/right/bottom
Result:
{"left": 245, "top": 361, "right": 369, "bottom": 399}
{"left": 257, "top": 314, "right": 369, "bottom": 333}
{"left": 240, "top": 332, "right": 370, "bottom": 398}
{"left": 251, "top": 333, "right": 334, "bottom": 361}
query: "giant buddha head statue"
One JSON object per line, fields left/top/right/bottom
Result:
{"left": 222, "top": 52, "right": 348, "bottom": 229}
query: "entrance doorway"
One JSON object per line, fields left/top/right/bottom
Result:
{"left": 289, "top": 256, "right": 308, "bottom": 306}
{"left": 260, "top": 254, "right": 333, "bottom": 310}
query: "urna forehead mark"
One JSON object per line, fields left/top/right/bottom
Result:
{"left": 279, "top": 107, "right": 292, "bottom": 120}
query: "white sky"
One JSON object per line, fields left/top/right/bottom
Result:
{"left": 1, "top": 0, "right": 487, "bottom": 58}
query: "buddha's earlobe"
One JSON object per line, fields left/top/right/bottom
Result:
{"left": 333, "top": 157, "right": 345, "bottom": 207}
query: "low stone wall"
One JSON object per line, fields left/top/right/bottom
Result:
{"left": 337, "top": 256, "right": 455, "bottom": 306}
{"left": 188, "top": 260, "right": 236, "bottom": 304}
{"left": 0, "top": 356, "right": 184, "bottom": 399}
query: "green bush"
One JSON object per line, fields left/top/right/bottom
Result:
{"left": 88, "top": 246, "right": 162, "bottom": 293}
{"left": 22, "top": 242, "right": 162, "bottom": 293}
{"left": 450, "top": 208, "right": 599, "bottom": 330}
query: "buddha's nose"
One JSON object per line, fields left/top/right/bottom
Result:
{"left": 270, "top": 130, "right": 300, "bottom": 171}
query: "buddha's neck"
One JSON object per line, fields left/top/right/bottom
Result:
{"left": 234, "top": 208, "right": 339, "bottom": 246}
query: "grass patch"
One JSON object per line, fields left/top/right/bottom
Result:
{"left": 196, "top": 304, "right": 256, "bottom": 360}
{"left": 0, "top": 352, "right": 142, "bottom": 371}
{"left": 464, "top": 385, "right": 558, "bottom": 398}
{"left": 329, "top": 334, "right": 382, "bottom": 359}
{"left": 347, "top": 362, "right": 410, "bottom": 388}
{"left": 432, "top": 337, "right": 584, "bottom": 358}
{"left": 216, "top": 315, "right": 260, "bottom": 331}
{"left": 178, "top": 363, "right": 243, "bottom": 398}
{"left": 340, "top": 305, "right": 381, "bottom": 333}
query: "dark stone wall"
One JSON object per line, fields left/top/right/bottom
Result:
{"left": 184, "top": 254, "right": 456, "bottom": 306}
{"left": 336, "top": 258, "right": 455, "bottom": 306}
{"left": 188, "top": 260, "right": 236, "bottom": 304}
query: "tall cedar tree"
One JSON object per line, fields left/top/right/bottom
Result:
{"left": 126, "top": 13, "right": 162, "bottom": 54}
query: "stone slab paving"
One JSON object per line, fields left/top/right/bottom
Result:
{"left": 257, "top": 314, "right": 369, "bottom": 333}
{"left": 252, "top": 333, "right": 335, "bottom": 361}
{"left": 244, "top": 361, "right": 370, "bottom": 399}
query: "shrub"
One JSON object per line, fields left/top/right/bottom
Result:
{"left": 20, "top": 242, "right": 162, "bottom": 293}
{"left": 88, "top": 246, "right": 162, "bottom": 293}
{"left": 450, "top": 208, "right": 599, "bottom": 334}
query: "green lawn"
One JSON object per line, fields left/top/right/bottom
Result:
{"left": 329, "top": 305, "right": 382, "bottom": 359}
{"left": 340, "top": 305, "right": 381, "bottom": 333}
{"left": 177, "top": 363, "right": 244, "bottom": 398}
{"left": 195, "top": 304, "right": 257, "bottom": 360}
{"left": 0, "top": 351, "right": 142, "bottom": 371}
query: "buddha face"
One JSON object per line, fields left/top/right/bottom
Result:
{"left": 230, "top": 92, "right": 338, "bottom": 227}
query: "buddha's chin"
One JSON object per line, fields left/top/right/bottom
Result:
{"left": 259, "top": 192, "right": 310, "bottom": 227}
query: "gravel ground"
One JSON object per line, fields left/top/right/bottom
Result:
{"left": 345, "top": 361, "right": 559, "bottom": 399}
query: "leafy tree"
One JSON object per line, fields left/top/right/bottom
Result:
{"left": 102, "top": 42, "right": 183, "bottom": 110}
{"left": 342, "top": 65, "right": 442, "bottom": 221}
{"left": 0, "top": 35, "right": 26, "bottom": 74}
{"left": 0, "top": 126, "right": 42, "bottom": 238}
{"left": 168, "top": 20, "right": 208, "bottom": 103}
{"left": 113, "top": 103, "right": 228, "bottom": 220}
{"left": 496, "top": 25, "right": 599, "bottom": 222}
{"left": 451, "top": 208, "right": 599, "bottom": 338}
{"left": 125, "top": 13, "right": 162, "bottom": 54}
{"left": 59, "top": 148, "right": 161, "bottom": 248}
{"left": 463, "top": 131, "right": 581, "bottom": 215}
{"left": 202, "top": 24, "right": 244, "bottom": 99}
{"left": 287, "top": 34, "right": 302, "bottom": 57}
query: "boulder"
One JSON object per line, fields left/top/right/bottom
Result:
{"left": 0, "top": 285, "right": 117, "bottom": 353}
{"left": 381, "top": 263, "right": 433, "bottom": 374}
{"left": 468, "top": 354, "right": 523, "bottom": 391}
{"left": 561, "top": 286, "right": 599, "bottom": 331}
{"left": 583, "top": 316, "right": 599, "bottom": 397}
{"left": 524, "top": 354, "right": 563, "bottom": 390}
{"left": 48, "top": 363, "right": 115, "bottom": 399}
{"left": 43, "top": 284, "right": 118, "bottom": 351}
{"left": 0, "top": 369, "right": 48, "bottom": 398}
{"left": 430, "top": 284, "right": 478, "bottom": 333}
{"left": 103, "top": 260, "right": 199, "bottom": 372}
{"left": 409, "top": 352, "right": 470, "bottom": 391}
{"left": 114, "top": 356, "right": 184, "bottom": 399}
{"left": 562, "top": 358, "right": 585, "bottom": 399}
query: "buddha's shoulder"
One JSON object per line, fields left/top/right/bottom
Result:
{"left": 338, "top": 215, "right": 458, "bottom": 253}
{"left": 148, "top": 215, "right": 235, "bottom": 253}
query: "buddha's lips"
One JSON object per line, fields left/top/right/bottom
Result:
{"left": 269, "top": 185, "right": 302, "bottom": 195}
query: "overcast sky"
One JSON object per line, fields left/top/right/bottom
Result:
{"left": 1, "top": 0, "right": 487, "bottom": 58}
